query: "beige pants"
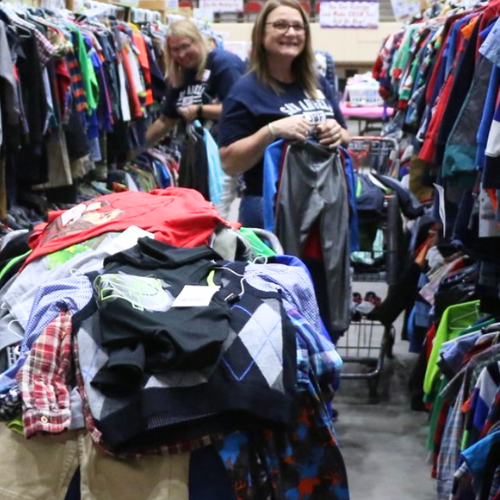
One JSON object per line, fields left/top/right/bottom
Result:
{"left": 0, "top": 425, "right": 189, "bottom": 500}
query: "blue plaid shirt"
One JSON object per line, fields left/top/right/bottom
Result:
{"left": 245, "top": 262, "right": 324, "bottom": 340}
{"left": 0, "top": 276, "right": 93, "bottom": 393}
{"left": 286, "top": 302, "right": 342, "bottom": 390}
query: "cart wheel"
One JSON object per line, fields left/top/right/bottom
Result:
{"left": 368, "top": 378, "right": 378, "bottom": 398}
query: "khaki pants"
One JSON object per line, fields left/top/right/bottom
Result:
{"left": 0, "top": 425, "right": 189, "bottom": 500}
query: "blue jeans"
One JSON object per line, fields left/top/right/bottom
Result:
{"left": 238, "top": 195, "right": 264, "bottom": 228}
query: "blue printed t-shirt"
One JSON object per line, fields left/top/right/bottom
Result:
{"left": 162, "top": 48, "right": 246, "bottom": 119}
{"left": 218, "top": 72, "right": 346, "bottom": 196}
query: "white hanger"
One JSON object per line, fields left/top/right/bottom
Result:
{"left": 7, "top": 319, "right": 23, "bottom": 339}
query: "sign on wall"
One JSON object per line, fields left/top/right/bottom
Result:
{"left": 198, "top": 0, "right": 243, "bottom": 12}
{"left": 389, "top": 0, "right": 420, "bottom": 20}
{"left": 319, "top": 0, "right": 379, "bottom": 29}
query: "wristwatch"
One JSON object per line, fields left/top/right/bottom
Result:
{"left": 197, "top": 104, "right": 203, "bottom": 119}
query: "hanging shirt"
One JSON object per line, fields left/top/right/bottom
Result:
{"left": 218, "top": 72, "right": 346, "bottom": 196}
{"left": 161, "top": 48, "right": 246, "bottom": 119}
{"left": 132, "top": 32, "right": 153, "bottom": 106}
{"left": 71, "top": 30, "right": 99, "bottom": 114}
{"left": 0, "top": 20, "right": 20, "bottom": 148}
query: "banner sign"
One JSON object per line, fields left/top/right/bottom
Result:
{"left": 198, "top": 0, "right": 243, "bottom": 12}
{"left": 319, "top": 1, "right": 379, "bottom": 29}
{"left": 389, "top": 0, "right": 420, "bottom": 20}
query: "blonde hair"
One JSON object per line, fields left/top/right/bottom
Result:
{"left": 249, "top": 0, "right": 317, "bottom": 98}
{"left": 165, "top": 20, "right": 209, "bottom": 87}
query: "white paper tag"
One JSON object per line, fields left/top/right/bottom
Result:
{"left": 172, "top": 285, "right": 220, "bottom": 307}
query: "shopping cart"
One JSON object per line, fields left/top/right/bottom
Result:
{"left": 348, "top": 135, "right": 400, "bottom": 177}
{"left": 337, "top": 136, "right": 401, "bottom": 396}
{"left": 349, "top": 135, "right": 402, "bottom": 284}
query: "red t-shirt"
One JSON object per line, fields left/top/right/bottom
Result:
{"left": 25, "top": 188, "right": 230, "bottom": 267}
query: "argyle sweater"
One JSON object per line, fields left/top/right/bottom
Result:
{"left": 74, "top": 257, "right": 297, "bottom": 454}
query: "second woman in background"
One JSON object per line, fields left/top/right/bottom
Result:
{"left": 145, "top": 19, "right": 246, "bottom": 217}
{"left": 146, "top": 19, "right": 246, "bottom": 144}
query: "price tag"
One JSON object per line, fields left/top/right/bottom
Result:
{"left": 172, "top": 285, "right": 220, "bottom": 307}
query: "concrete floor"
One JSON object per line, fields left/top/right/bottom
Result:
{"left": 334, "top": 282, "right": 436, "bottom": 500}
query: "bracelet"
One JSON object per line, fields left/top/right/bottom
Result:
{"left": 197, "top": 104, "right": 203, "bottom": 119}
{"left": 267, "top": 122, "right": 276, "bottom": 138}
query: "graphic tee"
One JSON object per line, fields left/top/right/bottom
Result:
{"left": 218, "top": 72, "right": 346, "bottom": 196}
{"left": 25, "top": 188, "right": 227, "bottom": 268}
{"left": 162, "top": 48, "right": 246, "bottom": 119}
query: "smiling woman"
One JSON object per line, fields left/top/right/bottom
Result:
{"left": 217, "top": 0, "right": 350, "bottom": 228}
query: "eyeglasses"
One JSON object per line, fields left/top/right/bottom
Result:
{"left": 169, "top": 41, "right": 194, "bottom": 55}
{"left": 266, "top": 20, "right": 308, "bottom": 34}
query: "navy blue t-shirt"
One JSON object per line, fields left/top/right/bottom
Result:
{"left": 218, "top": 72, "right": 346, "bottom": 196}
{"left": 162, "top": 48, "right": 246, "bottom": 119}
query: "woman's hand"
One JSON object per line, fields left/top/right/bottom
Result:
{"left": 269, "top": 115, "right": 313, "bottom": 141}
{"left": 316, "top": 119, "right": 344, "bottom": 149}
{"left": 177, "top": 105, "right": 199, "bottom": 122}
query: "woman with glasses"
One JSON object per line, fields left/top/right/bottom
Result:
{"left": 145, "top": 19, "right": 246, "bottom": 145}
{"left": 218, "top": 0, "right": 349, "bottom": 227}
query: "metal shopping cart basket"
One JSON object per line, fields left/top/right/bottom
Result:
{"left": 336, "top": 136, "right": 401, "bottom": 396}
{"left": 349, "top": 136, "right": 401, "bottom": 283}
{"left": 337, "top": 318, "right": 396, "bottom": 397}
{"left": 348, "top": 135, "right": 400, "bottom": 177}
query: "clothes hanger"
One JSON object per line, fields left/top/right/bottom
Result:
{"left": 481, "top": 322, "right": 500, "bottom": 335}
{"left": 252, "top": 256, "right": 269, "bottom": 265}
{"left": 210, "top": 265, "right": 247, "bottom": 303}
{"left": 442, "top": 329, "right": 482, "bottom": 348}
{"left": 185, "top": 123, "right": 200, "bottom": 142}
{"left": 12, "top": 21, "right": 33, "bottom": 38}
{"left": 449, "top": 302, "right": 482, "bottom": 331}
{"left": 7, "top": 319, "right": 23, "bottom": 340}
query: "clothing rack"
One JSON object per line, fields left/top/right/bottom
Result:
{"left": 372, "top": 1, "right": 500, "bottom": 497}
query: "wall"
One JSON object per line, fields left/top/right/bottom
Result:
{"left": 213, "top": 22, "right": 401, "bottom": 65}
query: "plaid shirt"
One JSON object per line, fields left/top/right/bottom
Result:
{"left": 17, "top": 311, "right": 73, "bottom": 438}
{"left": 451, "top": 461, "right": 472, "bottom": 500}
{"left": 34, "top": 29, "right": 57, "bottom": 68}
{"left": 15, "top": 307, "right": 221, "bottom": 457}
{"left": 437, "top": 345, "right": 500, "bottom": 499}
{"left": 437, "top": 383, "right": 466, "bottom": 500}
{"left": 286, "top": 304, "right": 342, "bottom": 390}
{"left": 481, "top": 385, "right": 500, "bottom": 439}
{"left": 433, "top": 398, "right": 452, "bottom": 478}
{"left": 245, "top": 262, "right": 324, "bottom": 338}
{"left": 488, "top": 466, "right": 500, "bottom": 500}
